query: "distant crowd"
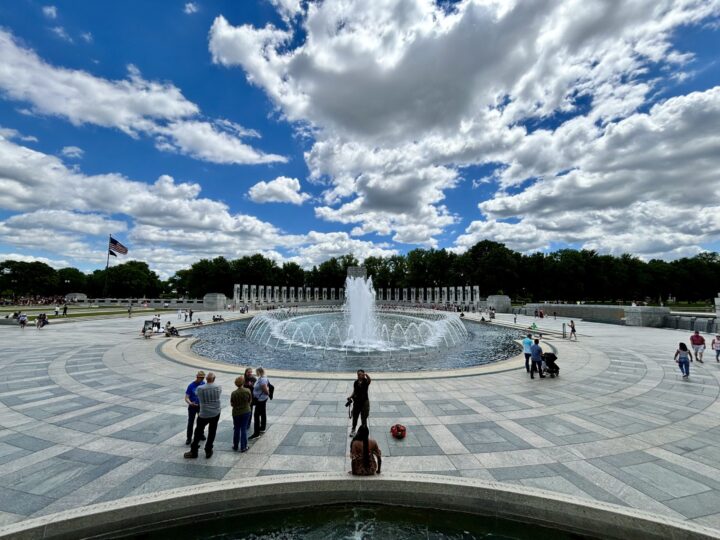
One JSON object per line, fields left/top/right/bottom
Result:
{"left": 0, "top": 295, "right": 67, "bottom": 306}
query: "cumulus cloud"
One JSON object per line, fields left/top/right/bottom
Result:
{"left": 455, "top": 87, "right": 720, "bottom": 256}
{"left": 60, "top": 146, "right": 83, "bottom": 159}
{"left": 208, "top": 0, "right": 720, "bottom": 254}
{"left": 50, "top": 26, "right": 73, "bottom": 43}
{"left": 0, "top": 253, "right": 70, "bottom": 268}
{"left": 248, "top": 176, "right": 311, "bottom": 204}
{"left": 0, "top": 126, "right": 38, "bottom": 142}
{"left": 288, "top": 231, "right": 398, "bottom": 268}
{"left": 0, "top": 30, "right": 284, "bottom": 165}
{"left": 42, "top": 6, "right": 57, "bottom": 19}
{"left": 0, "top": 136, "right": 394, "bottom": 274}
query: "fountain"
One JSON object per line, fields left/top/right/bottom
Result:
{"left": 191, "top": 267, "right": 521, "bottom": 372}
{"left": 245, "top": 273, "right": 469, "bottom": 356}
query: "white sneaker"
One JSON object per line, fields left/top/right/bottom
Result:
{"left": 349, "top": 430, "right": 356, "bottom": 438}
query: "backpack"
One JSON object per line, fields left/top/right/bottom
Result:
{"left": 268, "top": 382, "right": 274, "bottom": 400}
{"left": 390, "top": 424, "right": 406, "bottom": 439}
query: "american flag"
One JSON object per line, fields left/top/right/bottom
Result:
{"left": 109, "top": 237, "right": 128, "bottom": 255}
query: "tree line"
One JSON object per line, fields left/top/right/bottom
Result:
{"left": 2, "top": 241, "right": 719, "bottom": 303}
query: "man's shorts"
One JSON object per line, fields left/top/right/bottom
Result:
{"left": 692, "top": 345, "right": 705, "bottom": 354}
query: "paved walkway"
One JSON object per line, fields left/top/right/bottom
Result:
{"left": 1, "top": 312, "right": 720, "bottom": 533}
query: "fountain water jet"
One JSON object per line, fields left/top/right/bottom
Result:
{"left": 245, "top": 269, "right": 469, "bottom": 357}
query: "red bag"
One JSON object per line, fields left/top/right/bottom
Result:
{"left": 390, "top": 424, "right": 407, "bottom": 439}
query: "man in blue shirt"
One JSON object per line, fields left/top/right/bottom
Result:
{"left": 530, "top": 339, "right": 545, "bottom": 379}
{"left": 522, "top": 333, "right": 533, "bottom": 373}
{"left": 184, "top": 371, "right": 206, "bottom": 445}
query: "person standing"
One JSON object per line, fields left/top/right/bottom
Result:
{"left": 54, "top": 305, "right": 59, "bottom": 317}
{"left": 189, "top": 309, "right": 194, "bottom": 322}
{"left": 184, "top": 372, "right": 221, "bottom": 459}
{"left": 184, "top": 310, "right": 188, "bottom": 322}
{"left": 690, "top": 330, "right": 705, "bottom": 363}
{"left": 569, "top": 320, "right": 577, "bottom": 341}
{"left": 62, "top": 304, "right": 68, "bottom": 317}
{"left": 674, "top": 342, "right": 693, "bottom": 379}
{"left": 127, "top": 304, "right": 133, "bottom": 318}
{"left": 350, "top": 426, "right": 382, "bottom": 476}
{"left": 177, "top": 309, "right": 182, "bottom": 320}
{"left": 249, "top": 367, "right": 270, "bottom": 440}
{"left": 530, "top": 339, "right": 545, "bottom": 379}
{"left": 522, "top": 333, "right": 533, "bottom": 373}
{"left": 243, "top": 367, "right": 257, "bottom": 433}
{"left": 231, "top": 376, "right": 252, "bottom": 452}
{"left": 348, "top": 370, "right": 371, "bottom": 437}
{"left": 184, "top": 371, "right": 206, "bottom": 445}
{"left": 712, "top": 335, "right": 720, "bottom": 363}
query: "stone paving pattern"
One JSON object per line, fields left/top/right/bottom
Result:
{"left": 1, "top": 312, "right": 720, "bottom": 532}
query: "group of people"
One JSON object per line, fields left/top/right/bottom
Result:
{"left": 673, "top": 330, "right": 720, "bottom": 378}
{"left": 177, "top": 309, "right": 195, "bottom": 322}
{"left": 180, "top": 367, "right": 383, "bottom": 476}
{"left": 183, "top": 367, "right": 271, "bottom": 458}
{"left": 521, "top": 334, "right": 560, "bottom": 379}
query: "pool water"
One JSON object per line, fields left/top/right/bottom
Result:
{"left": 131, "top": 504, "right": 592, "bottom": 540}
{"left": 190, "top": 318, "right": 521, "bottom": 372}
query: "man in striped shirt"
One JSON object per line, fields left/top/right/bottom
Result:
{"left": 184, "top": 372, "right": 222, "bottom": 459}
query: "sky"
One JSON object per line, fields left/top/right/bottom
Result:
{"left": 0, "top": 0, "right": 719, "bottom": 278}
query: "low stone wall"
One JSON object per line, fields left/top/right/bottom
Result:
{"left": 0, "top": 475, "right": 715, "bottom": 540}
{"left": 519, "top": 303, "right": 626, "bottom": 324}
{"left": 664, "top": 314, "right": 718, "bottom": 333}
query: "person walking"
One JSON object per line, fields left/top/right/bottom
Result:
{"left": 712, "top": 334, "right": 720, "bottom": 363}
{"left": 62, "top": 304, "right": 68, "bottom": 317}
{"left": 184, "top": 372, "right": 221, "bottom": 459}
{"left": 231, "top": 376, "right": 252, "bottom": 452}
{"left": 189, "top": 309, "right": 194, "bottom": 322}
{"left": 348, "top": 370, "right": 371, "bottom": 437}
{"left": 184, "top": 371, "right": 206, "bottom": 445}
{"left": 522, "top": 333, "right": 533, "bottom": 373}
{"left": 690, "top": 330, "right": 705, "bottom": 363}
{"left": 249, "top": 367, "right": 270, "bottom": 440}
{"left": 350, "top": 426, "right": 382, "bottom": 476}
{"left": 127, "top": 304, "right": 133, "bottom": 318}
{"left": 569, "top": 320, "right": 577, "bottom": 341}
{"left": 530, "top": 339, "right": 545, "bottom": 379}
{"left": 674, "top": 342, "right": 693, "bottom": 379}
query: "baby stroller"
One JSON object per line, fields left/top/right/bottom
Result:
{"left": 542, "top": 352, "right": 560, "bottom": 377}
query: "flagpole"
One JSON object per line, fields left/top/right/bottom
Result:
{"left": 103, "top": 234, "right": 111, "bottom": 297}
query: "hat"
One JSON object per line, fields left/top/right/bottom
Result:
{"left": 196, "top": 371, "right": 206, "bottom": 378}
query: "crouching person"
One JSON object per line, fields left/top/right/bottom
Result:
{"left": 350, "top": 426, "right": 382, "bottom": 476}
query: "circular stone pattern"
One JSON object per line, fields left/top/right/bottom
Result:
{"left": 190, "top": 314, "right": 521, "bottom": 373}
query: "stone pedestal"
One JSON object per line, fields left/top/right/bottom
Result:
{"left": 625, "top": 306, "right": 671, "bottom": 327}
{"left": 203, "top": 293, "right": 227, "bottom": 311}
{"left": 486, "top": 295, "right": 512, "bottom": 313}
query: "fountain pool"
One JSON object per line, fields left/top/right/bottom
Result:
{"left": 190, "top": 275, "right": 521, "bottom": 372}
